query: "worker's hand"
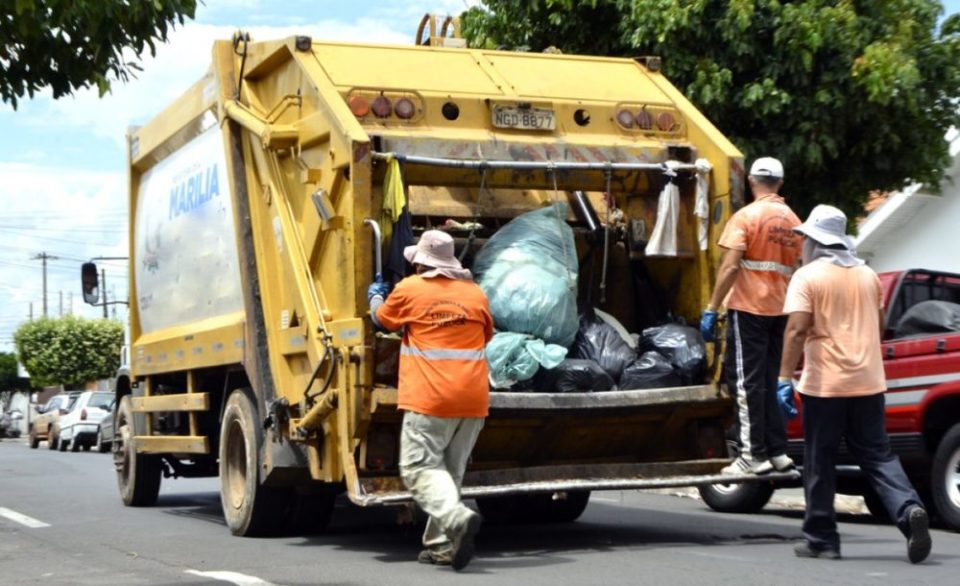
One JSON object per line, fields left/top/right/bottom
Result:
{"left": 699, "top": 309, "right": 718, "bottom": 342}
{"left": 777, "top": 378, "right": 798, "bottom": 420}
{"left": 367, "top": 274, "right": 390, "bottom": 305}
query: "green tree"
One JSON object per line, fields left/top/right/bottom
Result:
{"left": 0, "top": 352, "right": 29, "bottom": 392}
{"left": 0, "top": 0, "right": 197, "bottom": 108}
{"left": 13, "top": 316, "right": 123, "bottom": 389}
{"left": 462, "top": 0, "right": 960, "bottom": 219}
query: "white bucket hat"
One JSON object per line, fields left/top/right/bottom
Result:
{"left": 403, "top": 230, "right": 463, "bottom": 269}
{"left": 749, "top": 156, "right": 784, "bottom": 179}
{"left": 794, "top": 204, "right": 855, "bottom": 250}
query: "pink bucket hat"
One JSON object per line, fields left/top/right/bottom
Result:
{"left": 403, "top": 230, "right": 463, "bottom": 269}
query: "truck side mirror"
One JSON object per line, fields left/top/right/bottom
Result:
{"left": 82, "top": 262, "right": 101, "bottom": 305}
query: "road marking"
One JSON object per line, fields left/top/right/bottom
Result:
{"left": 184, "top": 570, "right": 279, "bottom": 586}
{"left": 0, "top": 507, "right": 50, "bottom": 528}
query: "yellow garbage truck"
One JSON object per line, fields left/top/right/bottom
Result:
{"left": 86, "top": 23, "right": 783, "bottom": 537}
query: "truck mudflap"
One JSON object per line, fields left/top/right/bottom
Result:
{"left": 354, "top": 384, "right": 801, "bottom": 506}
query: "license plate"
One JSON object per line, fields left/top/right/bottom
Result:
{"left": 491, "top": 106, "right": 556, "bottom": 131}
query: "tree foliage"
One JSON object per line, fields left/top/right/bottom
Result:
{"left": 13, "top": 316, "right": 123, "bottom": 389}
{"left": 462, "top": 0, "right": 960, "bottom": 219}
{"left": 0, "top": 352, "right": 30, "bottom": 392}
{"left": 0, "top": 0, "right": 197, "bottom": 108}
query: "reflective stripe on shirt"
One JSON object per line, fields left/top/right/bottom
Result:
{"left": 400, "top": 344, "right": 485, "bottom": 361}
{"left": 740, "top": 259, "right": 794, "bottom": 276}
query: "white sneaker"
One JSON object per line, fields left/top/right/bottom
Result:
{"left": 721, "top": 456, "right": 773, "bottom": 475}
{"left": 770, "top": 454, "right": 795, "bottom": 472}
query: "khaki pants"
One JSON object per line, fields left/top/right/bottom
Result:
{"left": 399, "top": 411, "right": 484, "bottom": 552}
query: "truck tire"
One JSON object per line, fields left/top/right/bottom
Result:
{"left": 116, "top": 395, "right": 162, "bottom": 507}
{"left": 220, "top": 388, "right": 287, "bottom": 537}
{"left": 931, "top": 422, "right": 960, "bottom": 531}
{"left": 698, "top": 480, "right": 775, "bottom": 514}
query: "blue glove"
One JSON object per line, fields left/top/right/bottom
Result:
{"left": 700, "top": 309, "right": 718, "bottom": 342}
{"left": 777, "top": 379, "right": 798, "bottom": 420}
{"left": 367, "top": 274, "right": 390, "bottom": 305}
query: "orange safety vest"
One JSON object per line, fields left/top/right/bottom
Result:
{"left": 375, "top": 275, "right": 494, "bottom": 418}
{"left": 718, "top": 194, "right": 801, "bottom": 316}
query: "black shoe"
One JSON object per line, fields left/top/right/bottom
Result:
{"left": 451, "top": 512, "right": 482, "bottom": 571}
{"left": 905, "top": 507, "right": 932, "bottom": 564}
{"left": 794, "top": 541, "right": 841, "bottom": 560}
{"left": 417, "top": 548, "right": 452, "bottom": 565}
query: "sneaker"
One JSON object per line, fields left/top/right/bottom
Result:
{"left": 450, "top": 511, "right": 482, "bottom": 571}
{"left": 721, "top": 456, "right": 773, "bottom": 475}
{"left": 770, "top": 454, "right": 796, "bottom": 472}
{"left": 794, "top": 541, "right": 841, "bottom": 560}
{"left": 905, "top": 506, "right": 932, "bottom": 564}
{"left": 417, "top": 548, "right": 453, "bottom": 566}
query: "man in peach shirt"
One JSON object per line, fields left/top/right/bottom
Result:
{"left": 779, "top": 205, "right": 931, "bottom": 563}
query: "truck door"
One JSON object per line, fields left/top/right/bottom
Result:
{"left": 882, "top": 270, "right": 960, "bottom": 464}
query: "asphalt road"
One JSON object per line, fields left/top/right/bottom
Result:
{"left": 1, "top": 438, "right": 956, "bottom": 586}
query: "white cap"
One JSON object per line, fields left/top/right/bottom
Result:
{"left": 749, "top": 157, "right": 784, "bottom": 179}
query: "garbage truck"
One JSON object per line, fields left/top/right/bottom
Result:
{"left": 84, "top": 19, "right": 792, "bottom": 537}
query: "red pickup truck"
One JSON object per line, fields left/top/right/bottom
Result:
{"left": 699, "top": 268, "right": 960, "bottom": 531}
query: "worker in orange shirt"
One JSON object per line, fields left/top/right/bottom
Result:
{"left": 779, "top": 205, "right": 931, "bottom": 563}
{"left": 700, "top": 157, "right": 801, "bottom": 475}
{"left": 368, "top": 230, "right": 494, "bottom": 571}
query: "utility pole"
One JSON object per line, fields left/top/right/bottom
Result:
{"left": 29, "top": 302, "right": 33, "bottom": 321}
{"left": 101, "top": 268, "right": 108, "bottom": 319}
{"left": 32, "top": 252, "right": 59, "bottom": 317}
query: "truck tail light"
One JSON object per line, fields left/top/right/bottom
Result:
{"left": 371, "top": 95, "right": 392, "bottom": 118}
{"left": 636, "top": 109, "right": 654, "bottom": 130}
{"left": 394, "top": 97, "right": 416, "bottom": 119}
{"left": 80, "top": 408, "right": 88, "bottom": 421}
{"left": 657, "top": 111, "right": 677, "bottom": 131}
{"left": 348, "top": 95, "right": 370, "bottom": 117}
{"left": 616, "top": 109, "right": 634, "bottom": 128}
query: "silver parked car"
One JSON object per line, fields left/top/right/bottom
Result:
{"left": 96, "top": 405, "right": 115, "bottom": 453}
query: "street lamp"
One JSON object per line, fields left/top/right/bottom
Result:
{"left": 81, "top": 257, "right": 129, "bottom": 318}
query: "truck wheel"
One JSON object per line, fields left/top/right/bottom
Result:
{"left": 931, "top": 423, "right": 960, "bottom": 531}
{"left": 116, "top": 395, "right": 162, "bottom": 507}
{"left": 698, "top": 481, "right": 775, "bottom": 514}
{"left": 220, "top": 388, "right": 287, "bottom": 537}
{"left": 29, "top": 428, "right": 39, "bottom": 449}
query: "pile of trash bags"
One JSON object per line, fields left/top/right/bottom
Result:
{"left": 477, "top": 203, "right": 707, "bottom": 394}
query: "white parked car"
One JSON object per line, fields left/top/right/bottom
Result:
{"left": 57, "top": 391, "right": 113, "bottom": 452}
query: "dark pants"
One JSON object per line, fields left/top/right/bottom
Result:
{"left": 724, "top": 309, "right": 788, "bottom": 461}
{"left": 802, "top": 393, "right": 924, "bottom": 551}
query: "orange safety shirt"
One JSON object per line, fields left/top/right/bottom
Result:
{"left": 783, "top": 261, "right": 886, "bottom": 397}
{"left": 718, "top": 193, "right": 801, "bottom": 316}
{"left": 375, "top": 275, "right": 494, "bottom": 418}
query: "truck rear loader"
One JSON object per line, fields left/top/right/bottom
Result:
{"left": 88, "top": 21, "right": 786, "bottom": 537}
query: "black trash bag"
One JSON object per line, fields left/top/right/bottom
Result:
{"left": 619, "top": 351, "right": 682, "bottom": 390}
{"left": 639, "top": 323, "right": 706, "bottom": 385}
{"left": 534, "top": 359, "right": 616, "bottom": 393}
{"left": 895, "top": 300, "right": 960, "bottom": 338}
{"left": 571, "top": 314, "right": 637, "bottom": 383}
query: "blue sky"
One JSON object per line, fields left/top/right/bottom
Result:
{"left": 0, "top": 0, "right": 958, "bottom": 354}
